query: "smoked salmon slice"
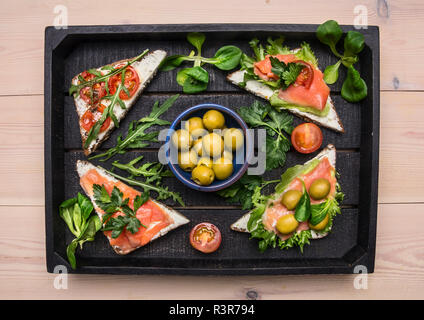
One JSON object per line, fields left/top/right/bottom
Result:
{"left": 231, "top": 144, "right": 341, "bottom": 242}
{"left": 76, "top": 160, "right": 189, "bottom": 255}
{"left": 253, "top": 54, "right": 330, "bottom": 111}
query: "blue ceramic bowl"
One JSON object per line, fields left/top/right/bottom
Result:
{"left": 165, "top": 103, "right": 253, "bottom": 192}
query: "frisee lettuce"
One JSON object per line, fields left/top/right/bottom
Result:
{"left": 246, "top": 161, "right": 344, "bottom": 252}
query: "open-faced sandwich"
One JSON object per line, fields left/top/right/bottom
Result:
{"left": 70, "top": 49, "right": 167, "bottom": 155}
{"left": 77, "top": 160, "right": 189, "bottom": 255}
{"left": 227, "top": 38, "right": 344, "bottom": 132}
{"left": 231, "top": 144, "right": 344, "bottom": 252}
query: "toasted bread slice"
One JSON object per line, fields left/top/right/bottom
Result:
{"left": 231, "top": 144, "right": 337, "bottom": 240}
{"left": 71, "top": 50, "right": 167, "bottom": 155}
{"left": 76, "top": 160, "right": 189, "bottom": 255}
{"left": 227, "top": 64, "right": 344, "bottom": 133}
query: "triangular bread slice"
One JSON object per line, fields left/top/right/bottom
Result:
{"left": 231, "top": 144, "right": 336, "bottom": 240}
{"left": 76, "top": 160, "right": 189, "bottom": 255}
{"left": 227, "top": 67, "right": 344, "bottom": 133}
{"left": 71, "top": 50, "right": 167, "bottom": 155}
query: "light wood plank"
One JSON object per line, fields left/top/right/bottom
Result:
{"left": 1, "top": 0, "right": 424, "bottom": 95}
{"left": 0, "top": 92, "right": 423, "bottom": 205}
{"left": 0, "top": 203, "right": 422, "bottom": 299}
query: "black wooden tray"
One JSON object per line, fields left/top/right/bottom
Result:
{"left": 44, "top": 24, "right": 379, "bottom": 275}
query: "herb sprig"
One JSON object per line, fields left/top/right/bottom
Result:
{"left": 217, "top": 175, "right": 279, "bottom": 210}
{"left": 70, "top": 50, "right": 150, "bottom": 148}
{"left": 89, "top": 95, "right": 179, "bottom": 161}
{"left": 237, "top": 101, "right": 293, "bottom": 170}
{"left": 316, "top": 20, "right": 367, "bottom": 102}
{"left": 93, "top": 184, "right": 149, "bottom": 239}
{"left": 160, "top": 33, "right": 242, "bottom": 93}
{"left": 112, "top": 156, "right": 173, "bottom": 184}
{"left": 239, "top": 37, "right": 319, "bottom": 89}
{"left": 59, "top": 193, "right": 102, "bottom": 269}
{"left": 106, "top": 170, "right": 185, "bottom": 207}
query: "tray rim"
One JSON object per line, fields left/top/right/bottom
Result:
{"left": 44, "top": 23, "right": 379, "bottom": 275}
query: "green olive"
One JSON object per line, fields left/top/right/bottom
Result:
{"left": 184, "top": 117, "right": 204, "bottom": 135}
{"left": 212, "top": 157, "right": 233, "bottom": 180}
{"left": 202, "top": 133, "right": 224, "bottom": 157}
{"left": 192, "top": 165, "right": 215, "bottom": 186}
{"left": 178, "top": 150, "right": 198, "bottom": 172}
{"left": 203, "top": 110, "right": 225, "bottom": 131}
{"left": 197, "top": 157, "right": 213, "bottom": 168}
{"left": 276, "top": 214, "right": 299, "bottom": 234}
{"left": 309, "top": 214, "right": 329, "bottom": 231}
{"left": 309, "top": 178, "right": 331, "bottom": 200}
{"left": 281, "top": 189, "right": 302, "bottom": 210}
{"left": 223, "top": 128, "right": 244, "bottom": 151}
{"left": 222, "top": 149, "right": 233, "bottom": 161}
{"left": 192, "top": 138, "right": 203, "bottom": 156}
{"left": 172, "top": 129, "right": 192, "bottom": 150}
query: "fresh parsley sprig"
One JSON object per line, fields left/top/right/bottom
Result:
{"left": 237, "top": 101, "right": 293, "bottom": 170}
{"left": 269, "top": 57, "right": 305, "bottom": 90}
{"left": 89, "top": 95, "right": 179, "bottom": 161}
{"left": 217, "top": 175, "right": 279, "bottom": 210}
{"left": 93, "top": 184, "right": 149, "bottom": 239}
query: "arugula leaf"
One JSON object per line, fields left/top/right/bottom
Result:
{"left": 89, "top": 95, "right": 178, "bottom": 161}
{"left": 106, "top": 170, "right": 185, "bottom": 207}
{"left": 112, "top": 156, "right": 172, "bottom": 184}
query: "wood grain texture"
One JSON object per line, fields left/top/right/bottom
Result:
{"left": 0, "top": 204, "right": 422, "bottom": 299}
{"left": 1, "top": 0, "right": 424, "bottom": 95}
{"left": 1, "top": 0, "right": 423, "bottom": 299}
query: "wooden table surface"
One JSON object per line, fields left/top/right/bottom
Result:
{"left": 1, "top": 0, "right": 423, "bottom": 300}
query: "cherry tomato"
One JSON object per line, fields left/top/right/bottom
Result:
{"left": 79, "top": 71, "right": 106, "bottom": 105}
{"left": 108, "top": 65, "right": 140, "bottom": 100}
{"left": 293, "top": 60, "right": 314, "bottom": 89}
{"left": 80, "top": 104, "right": 111, "bottom": 133}
{"left": 291, "top": 123, "right": 323, "bottom": 154}
{"left": 189, "top": 223, "right": 222, "bottom": 253}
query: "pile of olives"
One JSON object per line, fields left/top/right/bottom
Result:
{"left": 171, "top": 109, "right": 244, "bottom": 186}
{"left": 276, "top": 178, "right": 331, "bottom": 234}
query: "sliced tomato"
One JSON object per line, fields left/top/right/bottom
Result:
{"left": 80, "top": 104, "right": 111, "bottom": 133}
{"left": 291, "top": 123, "right": 323, "bottom": 154}
{"left": 293, "top": 60, "right": 314, "bottom": 89}
{"left": 79, "top": 71, "right": 106, "bottom": 105}
{"left": 189, "top": 223, "right": 222, "bottom": 253}
{"left": 108, "top": 65, "right": 140, "bottom": 100}
{"left": 81, "top": 110, "right": 95, "bottom": 131}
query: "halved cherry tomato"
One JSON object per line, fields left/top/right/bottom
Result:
{"left": 79, "top": 71, "right": 106, "bottom": 105}
{"left": 293, "top": 60, "right": 314, "bottom": 89}
{"left": 291, "top": 123, "right": 323, "bottom": 154}
{"left": 108, "top": 65, "right": 140, "bottom": 100}
{"left": 80, "top": 104, "right": 111, "bottom": 133}
{"left": 189, "top": 223, "right": 222, "bottom": 253}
